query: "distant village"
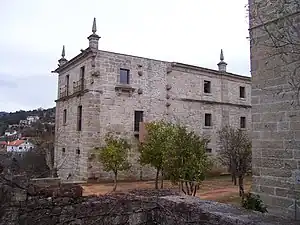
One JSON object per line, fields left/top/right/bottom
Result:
{"left": 0, "top": 108, "right": 55, "bottom": 153}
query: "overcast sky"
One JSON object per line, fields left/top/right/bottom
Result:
{"left": 0, "top": 0, "right": 250, "bottom": 112}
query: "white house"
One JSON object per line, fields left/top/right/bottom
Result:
{"left": 26, "top": 116, "right": 39, "bottom": 125}
{"left": 6, "top": 140, "right": 35, "bottom": 152}
{"left": 4, "top": 130, "right": 17, "bottom": 136}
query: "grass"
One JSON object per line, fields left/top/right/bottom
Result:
{"left": 81, "top": 175, "right": 252, "bottom": 206}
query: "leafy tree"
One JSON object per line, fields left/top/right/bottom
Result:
{"left": 217, "top": 126, "right": 252, "bottom": 199}
{"left": 139, "top": 121, "right": 176, "bottom": 189}
{"left": 165, "top": 125, "right": 210, "bottom": 196}
{"left": 94, "top": 133, "right": 131, "bottom": 191}
{"left": 139, "top": 121, "right": 210, "bottom": 195}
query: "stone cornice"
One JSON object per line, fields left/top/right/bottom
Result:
{"left": 180, "top": 98, "right": 252, "bottom": 108}
{"left": 171, "top": 63, "right": 251, "bottom": 82}
{"left": 55, "top": 89, "right": 89, "bottom": 102}
{"left": 51, "top": 48, "right": 94, "bottom": 74}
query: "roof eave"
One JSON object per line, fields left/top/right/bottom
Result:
{"left": 51, "top": 48, "right": 92, "bottom": 74}
{"left": 171, "top": 62, "right": 251, "bottom": 82}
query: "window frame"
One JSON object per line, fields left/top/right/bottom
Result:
{"left": 134, "top": 110, "right": 144, "bottom": 132}
{"left": 120, "top": 68, "right": 130, "bottom": 85}
{"left": 63, "top": 109, "right": 67, "bottom": 125}
{"left": 66, "top": 75, "right": 70, "bottom": 95}
{"left": 204, "top": 80, "right": 211, "bottom": 94}
{"left": 77, "top": 105, "right": 82, "bottom": 131}
{"left": 205, "top": 148, "right": 212, "bottom": 153}
{"left": 204, "top": 113, "right": 212, "bottom": 127}
{"left": 239, "top": 86, "right": 245, "bottom": 98}
{"left": 80, "top": 66, "right": 85, "bottom": 90}
{"left": 240, "top": 116, "right": 246, "bottom": 129}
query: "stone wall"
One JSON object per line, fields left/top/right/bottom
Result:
{"left": 249, "top": 0, "right": 300, "bottom": 218}
{"left": 1, "top": 189, "right": 298, "bottom": 225}
{"left": 54, "top": 29, "right": 251, "bottom": 182}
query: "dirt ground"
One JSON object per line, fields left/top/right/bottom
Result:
{"left": 81, "top": 176, "right": 252, "bottom": 205}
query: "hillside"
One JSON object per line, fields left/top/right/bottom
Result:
{"left": 0, "top": 107, "right": 55, "bottom": 135}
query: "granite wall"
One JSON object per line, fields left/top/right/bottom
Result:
{"left": 249, "top": 0, "right": 300, "bottom": 218}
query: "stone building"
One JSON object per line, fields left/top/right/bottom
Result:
{"left": 249, "top": 0, "right": 300, "bottom": 218}
{"left": 52, "top": 18, "right": 251, "bottom": 181}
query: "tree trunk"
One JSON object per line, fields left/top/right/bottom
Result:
{"left": 160, "top": 169, "right": 164, "bottom": 189}
{"left": 155, "top": 168, "right": 160, "bottom": 189}
{"left": 189, "top": 182, "right": 194, "bottom": 196}
{"left": 185, "top": 181, "right": 190, "bottom": 195}
{"left": 193, "top": 184, "right": 198, "bottom": 196}
{"left": 232, "top": 172, "right": 237, "bottom": 185}
{"left": 113, "top": 171, "right": 118, "bottom": 192}
{"left": 238, "top": 175, "right": 244, "bottom": 199}
{"left": 181, "top": 181, "right": 186, "bottom": 194}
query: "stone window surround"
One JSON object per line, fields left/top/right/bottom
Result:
{"left": 239, "top": 86, "right": 246, "bottom": 99}
{"left": 119, "top": 68, "right": 130, "bottom": 85}
{"left": 240, "top": 116, "right": 246, "bottom": 129}
{"left": 204, "top": 80, "right": 211, "bottom": 94}
{"left": 204, "top": 113, "right": 212, "bottom": 128}
{"left": 63, "top": 109, "right": 67, "bottom": 125}
{"left": 77, "top": 105, "right": 83, "bottom": 131}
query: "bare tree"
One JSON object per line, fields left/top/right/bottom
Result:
{"left": 217, "top": 126, "right": 252, "bottom": 199}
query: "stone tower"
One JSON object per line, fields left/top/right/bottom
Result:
{"left": 249, "top": 0, "right": 300, "bottom": 218}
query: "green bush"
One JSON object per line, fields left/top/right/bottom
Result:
{"left": 242, "top": 192, "right": 268, "bottom": 213}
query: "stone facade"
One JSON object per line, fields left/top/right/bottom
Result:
{"left": 249, "top": 0, "right": 300, "bottom": 218}
{"left": 52, "top": 19, "right": 251, "bottom": 182}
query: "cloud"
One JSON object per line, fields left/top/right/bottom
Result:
{"left": 0, "top": 0, "right": 250, "bottom": 112}
{"left": 0, "top": 74, "right": 57, "bottom": 112}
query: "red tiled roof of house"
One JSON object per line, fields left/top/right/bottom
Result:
{"left": 0, "top": 141, "right": 7, "bottom": 145}
{"left": 6, "top": 140, "right": 25, "bottom": 147}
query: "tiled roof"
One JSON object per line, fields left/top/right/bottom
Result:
{"left": 0, "top": 141, "right": 7, "bottom": 145}
{"left": 6, "top": 140, "right": 25, "bottom": 147}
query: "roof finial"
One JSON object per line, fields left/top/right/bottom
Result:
{"left": 92, "top": 17, "right": 97, "bottom": 34}
{"left": 61, "top": 45, "right": 65, "bottom": 58}
{"left": 220, "top": 49, "right": 224, "bottom": 61}
{"left": 217, "top": 49, "right": 227, "bottom": 72}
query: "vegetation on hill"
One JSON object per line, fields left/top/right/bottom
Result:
{"left": 0, "top": 107, "right": 55, "bottom": 136}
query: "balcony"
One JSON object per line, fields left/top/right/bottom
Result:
{"left": 59, "top": 86, "right": 67, "bottom": 99}
{"left": 73, "top": 79, "right": 85, "bottom": 94}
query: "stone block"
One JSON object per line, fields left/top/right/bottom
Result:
{"left": 261, "top": 149, "right": 293, "bottom": 159}
{"left": 252, "top": 114, "right": 261, "bottom": 122}
{"left": 260, "top": 185, "right": 275, "bottom": 195}
{"left": 261, "top": 158, "right": 297, "bottom": 170}
{"left": 253, "top": 176, "right": 294, "bottom": 189}
{"left": 260, "top": 168, "right": 292, "bottom": 178}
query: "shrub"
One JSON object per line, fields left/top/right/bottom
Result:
{"left": 242, "top": 192, "right": 268, "bottom": 213}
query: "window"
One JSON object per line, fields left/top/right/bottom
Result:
{"left": 205, "top": 148, "right": 212, "bottom": 153}
{"left": 77, "top": 105, "right": 82, "bottom": 131}
{"left": 80, "top": 66, "right": 85, "bottom": 90}
{"left": 240, "top": 117, "right": 246, "bottom": 129}
{"left": 76, "top": 148, "right": 80, "bottom": 155}
{"left": 205, "top": 113, "right": 212, "bottom": 127}
{"left": 204, "top": 80, "right": 211, "bottom": 93}
{"left": 62, "top": 148, "right": 66, "bottom": 154}
{"left": 66, "top": 75, "right": 70, "bottom": 95}
{"left": 63, "top": 109, "right": 67, "bottom": 124}
{"left": 134, "top": 111, "right": 144, "bottom": 132}
{"left": 19, "top": 147, "right": 22, "bottom": 150}
{"left": 120, "top": 69, "right": 130, "bottom": 84}
{"left": 240, "top": 86, "right": 245, "bottom": 98}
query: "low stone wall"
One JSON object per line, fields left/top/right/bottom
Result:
{"left": 1, "top": 189, "right": 298, "bottom": 225}
{"left": 30, "top": 177, "right": 61, "bottom": 186}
